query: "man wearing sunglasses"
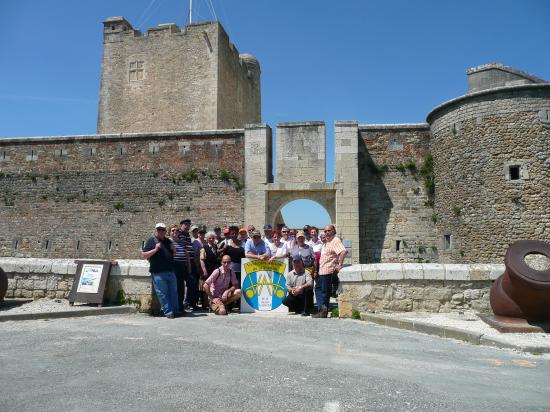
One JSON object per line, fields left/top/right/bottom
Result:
{"left": 203, "top": 255, "right": 242, "bottom": 315}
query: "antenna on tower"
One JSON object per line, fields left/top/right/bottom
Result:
{"left": 189, "top": 0, "right": 193, "bottom": 24}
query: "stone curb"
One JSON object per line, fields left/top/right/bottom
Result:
{"left": 0, "top": 306, "right": 137, "bottom": 322}
{"left": 360, "top": 313, "right": 550, "bottom": 354}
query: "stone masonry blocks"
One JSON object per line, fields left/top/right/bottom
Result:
{"left": 335, "top": 121, "right": 360, "bottom": 264}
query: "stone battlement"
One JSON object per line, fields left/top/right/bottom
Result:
{"left": 98, "top": 17, "right": 261, "bottom": 134}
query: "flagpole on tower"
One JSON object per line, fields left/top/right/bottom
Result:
{"left": 189, "top": 0, "right": 193, "bottom": 24}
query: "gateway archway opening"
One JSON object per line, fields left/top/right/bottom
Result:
{"left": 277, "top": 199, "right": 332, "bottom": 230}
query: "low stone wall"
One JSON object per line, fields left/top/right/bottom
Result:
{"left": 338, "top": 263, "right": 504, "bottom": 316}
{"left": 0, "top": 258, "right": 153, "bottom": 311}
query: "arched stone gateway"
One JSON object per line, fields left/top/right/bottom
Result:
{"left": 268, "top": 192, "right": 336, "bottom": 229}
{"left": 244, "top": 121, "right": 360, "bottom": 263}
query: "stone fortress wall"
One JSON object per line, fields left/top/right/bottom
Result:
{"left": 357, "top": 124, "right": 438, "bottom": 264}
{"left": 97, "top": 18, "right": 260, "bottom": 134}
{"left": 0, "top": 129, "right": 246, "bottom": 259}
{"left": 427, "top": 64, "right": 550, "bottom": 263}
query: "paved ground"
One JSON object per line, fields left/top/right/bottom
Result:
{"left": 1, "top": 313, "right": 549, "bottom": 411}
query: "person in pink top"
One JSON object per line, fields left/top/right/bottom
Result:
{"left": 203, "top": 255, "right": 242, "bottom": 315}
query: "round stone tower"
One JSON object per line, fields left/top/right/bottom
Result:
{"left": 427, "top": 64, "right": 550, "bottom": 263}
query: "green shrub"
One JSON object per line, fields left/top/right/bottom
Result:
{"left": 181, "top": 169, "right": 199, "bottom": 182}
{"left": 405, "top": 160, "right": 418, "bottom": 173}
{"left": 370, "top": 162, "right": 388, "bottom": 175}
{"left": 351, "top": 309, "right": 361, "bottom": 320}
{"left": 420, "top": 153, "right": 434, "bottom": 207}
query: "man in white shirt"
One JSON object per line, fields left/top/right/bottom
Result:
{"left": 283, "top": 256, "right": 313, "bottom": 316}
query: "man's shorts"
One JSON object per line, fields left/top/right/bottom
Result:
{"left": 209, "top": 298, "right": 226, "bottom": 314}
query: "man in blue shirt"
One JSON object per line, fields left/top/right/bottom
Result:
{"left": 244, "top": 230, "right": 271, "bottom": 260}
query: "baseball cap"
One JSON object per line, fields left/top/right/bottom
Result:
{"left": 292, "top": 255, "right": 303, "bottom": 262}
{"left": 180, "top": 219, "right": 191, "bottom": 225}
{"left": 239, "top": 227, "right": 247, "bottom": 233}
{"left": 263, "top": 224, "right": 273, "bottom": 230}
{"left": 251, "top": 230, "right": 261, "bottom": 237}
{"left": 155, "top": 223, "right": 166, "bottom": 230}
{"left": 296, "top": 230, "right": 306, "bottom": 238}
{"left": 191, "top": 225, "right": 199, "bottom": 231}
{"left": 223, "top": 227, "right": 231, "bottom": 234}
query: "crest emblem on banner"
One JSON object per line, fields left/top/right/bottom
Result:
{"left": 241, "top": 259, "right": 288, "bottom": 312}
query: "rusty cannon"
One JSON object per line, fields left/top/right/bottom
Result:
{"left": 483, "top": 240, "right": 550, "bottom": 332}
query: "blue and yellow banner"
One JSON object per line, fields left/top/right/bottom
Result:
{"left": 241, "top": 258, "right": 288, "bottom": 312}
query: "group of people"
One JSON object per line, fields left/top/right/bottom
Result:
{"left": 141, "top": 219, "right": 347, "bottom": 319}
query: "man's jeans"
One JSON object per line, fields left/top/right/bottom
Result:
{"left": 314, "top": 274, "right": 332, "bottom": 311}
{"left": 151, "top": 271, "right": 179, "bottom": 317}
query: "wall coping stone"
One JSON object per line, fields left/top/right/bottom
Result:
{"left": 0, "top": 258, "right": 150, "bottom": 278}
{"left": 335, "top": 120, "right": 359, "bottom": 127}
{"left": 358, "top": 123, "right": 429, "bottom": 130}
{"left": 0, "top": 129, "right": 244, "bottom": 144}
{"left": 426, "top": 83, "right": 550, "bottom": 124}
{"left": 276, "top": 121, "right": 325, "bottom": 127}
{"left": 466, "top": 63, "right": 547, "bottom": 84}
{"left": 340, "top": 263, "right": 504, "bottom": 282}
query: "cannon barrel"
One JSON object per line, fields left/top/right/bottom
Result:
{"left": 490, "top": 240, "right": 550, "bottom": 321}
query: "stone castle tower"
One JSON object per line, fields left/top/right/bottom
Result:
{"left": 97, "top": 17, "right": 261, "bottom": 133}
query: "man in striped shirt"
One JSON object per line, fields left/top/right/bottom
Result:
{"left": 312, "top": 224, "right": 347, "bottom": 318}
{"left": 178, "top": 219, "right": 199, "bottom": 310}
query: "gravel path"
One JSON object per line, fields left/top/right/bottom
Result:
{"left": 0, "top": 298, "right": 97, "bottom": 315}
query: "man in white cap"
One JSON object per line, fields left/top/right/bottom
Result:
{"left": 141, "top": 223, "right": 179, "bottom": 318}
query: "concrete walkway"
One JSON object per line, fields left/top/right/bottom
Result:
{"left": 361, "top": 312, "right": 550, "bottom": 354}
{"left": 1, "top": 313, "right": 549, "bottom": 411}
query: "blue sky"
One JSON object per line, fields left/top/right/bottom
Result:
{"left": 1, "top": 1, "right": 549, "bottom": 228}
